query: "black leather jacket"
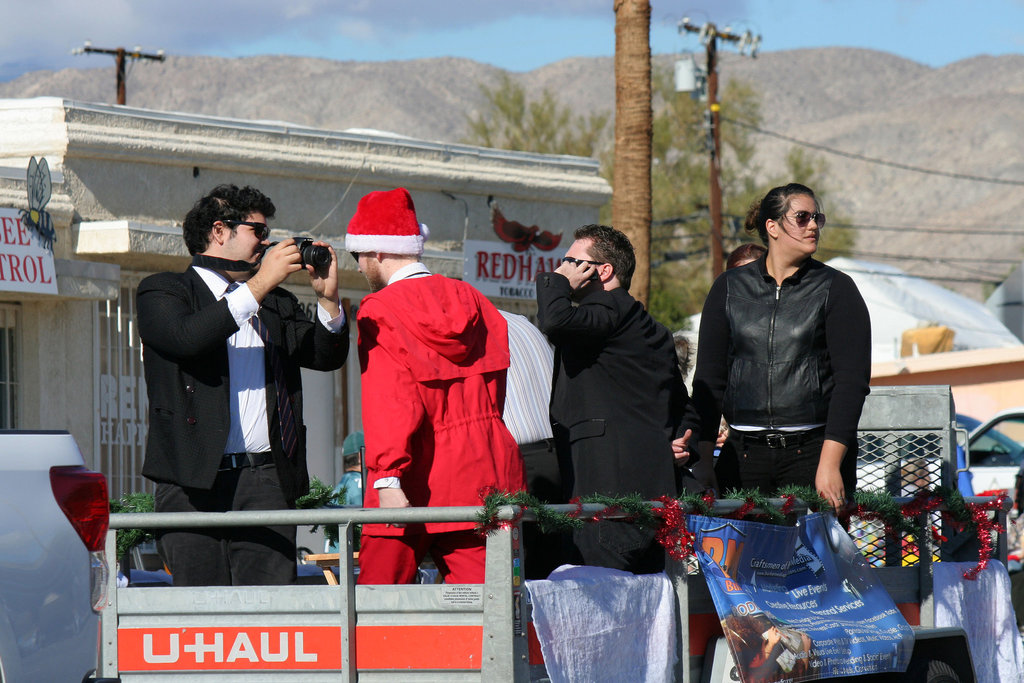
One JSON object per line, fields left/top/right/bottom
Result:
{"left": 724, "top": 258, "right": 835, "bottom": 427}
{"left": 693, "top": 256, "right": 871, "bottom": 446}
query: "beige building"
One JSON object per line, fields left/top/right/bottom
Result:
{"left": 872, "top": 346, "right": 1024, "bottom": 420}
{"left": 0, "top": 97, "right": 610, "bottom": 499}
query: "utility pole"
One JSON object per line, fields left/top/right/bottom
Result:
{"left": 72, "top": 42, "right": 165, "bottom": 105}
{"left": 677, "top": 20, "right": 759, "bottom": 279}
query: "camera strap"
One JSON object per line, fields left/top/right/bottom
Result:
{"left": 191, "top": 253, "right": 259, "bottom": 273}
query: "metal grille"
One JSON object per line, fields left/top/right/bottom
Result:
{"left": 851, "top": 429, "right": 945, "bottom": 566}
{"left": 95, "top": 272, "right": 149, "bottom": 500}
{"left": 0, "top": 304, "right": 18, "bottom": 428}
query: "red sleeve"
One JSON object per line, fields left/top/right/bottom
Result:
{"left": 357, "top": 302, "right": 425, "bottom": 483}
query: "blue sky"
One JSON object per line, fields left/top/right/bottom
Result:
{"left": 2, "top": 0, "right": 1022, "bottom": 82}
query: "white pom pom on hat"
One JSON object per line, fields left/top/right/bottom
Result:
{"left": 345, "top": 187, "right": 429, "bottom": 256}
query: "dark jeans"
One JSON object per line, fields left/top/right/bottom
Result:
{"left": 574, "top": 521, "right": 664, "bottom": 574}
{"left": 155, "top": 463, "right": 296, "bottom": 586}
{"left": 715, "top": 429, "right": 858, "bottom": 496}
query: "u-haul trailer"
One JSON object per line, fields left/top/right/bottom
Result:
{"left": 98, "top": 386, "right": 1008, "bottom": 681}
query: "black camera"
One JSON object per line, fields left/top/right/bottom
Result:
{"left": 295, "top": 237, "right": 332, "bottom": 272}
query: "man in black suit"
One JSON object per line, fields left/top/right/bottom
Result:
{"left": 536, "top": 224, "right": 700, "bottom": 574}
{"left": 137, "top": 184, "right": 348, "bottom": 586}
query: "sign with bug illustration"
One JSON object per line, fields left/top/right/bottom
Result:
{"left": 0, "top": 157, "right": 58, "bottom": 295}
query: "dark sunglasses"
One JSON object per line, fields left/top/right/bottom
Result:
{"left": 223, "top": 220, "right": 270, "bottom": 241}
{"left": 785, "top": 211, "right": 826, "bottom": 228}
{"left": 562, "top": 256, "right": 604, "bottom": 267}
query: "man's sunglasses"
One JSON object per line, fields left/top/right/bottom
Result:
{"left": 562, "top": 256, "right": 604, "bottom": 267}
{"left": 785, "top": 211, "right": 826, "bottom": 228}
{"left": 223, "top": 220, "right": 270, "bottom": 241}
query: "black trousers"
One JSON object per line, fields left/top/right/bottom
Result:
{"left": 715, "top": 429, "right": 858, "bottom": 496}
{"left": 155, "top": 463, "right": 296, "bottom": 586}
{"left": 521, "top": 438, "right": 571, "bottom": 580}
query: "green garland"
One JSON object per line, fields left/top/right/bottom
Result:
{"left": 297, "top": 476, "right": 345, "bottom": 546}
{"left": 110, "top": 491, "right": 156, "bottom": 560}
{"left": 476, "top": 485, "right": 1002, "bottom": 565}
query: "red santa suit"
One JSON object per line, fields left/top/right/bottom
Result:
{"left": 356, "top": 272, "right": 525, "bottom": 583}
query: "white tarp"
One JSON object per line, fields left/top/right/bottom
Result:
{"left": 680, "top": 259, "right": 1023, "bottom": 369}
{"left": 827, "top": 258, "right": 1022, "bottom": 363}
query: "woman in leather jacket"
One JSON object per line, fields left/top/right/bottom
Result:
{"left": 690, "top": 183, "right": 871, "bottom": 511}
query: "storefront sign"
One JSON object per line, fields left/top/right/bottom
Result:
{"left": 463, "top": 240, "right": 565, "bottom": 299}
{"left": 463, "top": 201, "right": 567, "bottom": 300}
{"left": 0, "top": 157, "right": 58, "bottom": 295}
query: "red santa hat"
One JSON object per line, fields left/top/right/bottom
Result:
{"left": 345, "top": 187, "right": 429, "bottom": 255}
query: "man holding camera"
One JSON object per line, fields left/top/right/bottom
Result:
{"left": 137, "top": 184, "right": 349, "bottom": 586}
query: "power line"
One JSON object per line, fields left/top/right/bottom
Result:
{"left": 658, "top": 211, "right": 1024, "bottom": 236}
{"left": 816, "top": 221, "right": 1024, "bottom": 236}
{"left": 815, "top": 246, "right": 1021, "bottom": 266}
{"left": 721, "top": 116, "right": 1024, "bottom": 187}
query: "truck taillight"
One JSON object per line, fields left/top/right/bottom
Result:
{"left": 50, "top": 465, "right": 110, "bottom": 552}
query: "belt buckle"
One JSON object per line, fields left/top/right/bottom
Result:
{"left": 221, "top": 452, "right": 248, "bottom": 470}
{"left": 764, "top": 433, "right": 786, "bottom": 449}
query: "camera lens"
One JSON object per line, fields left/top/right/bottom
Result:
{"left": 298, "top": 239, "right": 331, "bottom": 271}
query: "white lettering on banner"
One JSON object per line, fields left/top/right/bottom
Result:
{"left": 463, "top": 239, "right": 566, "bottom": 300}
{"left": 294, "top": 632, "right": 317, "bottom": 662}
{"left": 183, "top": 632, "right": 223, "bottom": 663}
{"left": 0, "top": 209, "right": 57, "bottom": 295}
{"left": 226, "top": 633, "right": 259, "bottom": 663}
{"left": 143, "top": 633, "right": 179, "bottom": 664}
{"left": 140, "top": 630, "right": 320, "bottom": 665}
{"left": 260, "top": 632, "right": 288, "bottom": 662}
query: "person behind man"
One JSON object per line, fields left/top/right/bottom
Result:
{"left": 536, "top": 224, "right": 700, "bottom": 574}
{"left": 333, "top": 431, "right": 365, "bottom": 507}
{"left": 137, "top": 184, "right": 349, "bottom": 586}
{"left": 346, "top": 187, "right": 525, "bottom": 585}
{"left": 726, "top": 242, "right": 767, "bottom": 270}
{"left": 498, "top": 310, "right": 563, "bottom": 579}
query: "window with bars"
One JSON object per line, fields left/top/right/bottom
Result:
{"left": 0, "top": 305, "right": 19, "bottom": 429}
{"left": 96, "top": 273, "right": 149, "bottom": 500}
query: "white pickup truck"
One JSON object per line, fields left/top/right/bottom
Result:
{"left": 0, "top": 430, "right": 117, "bottom": 683}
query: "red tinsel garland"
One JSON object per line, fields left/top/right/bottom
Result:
{"left": 653, "top": 495, "right": 695, "bottom": 561}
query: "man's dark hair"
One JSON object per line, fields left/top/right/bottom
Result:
{"left": 182, "top": 184, "right": 276, "bottom": 255}
{"left": 574, "top": 224, "right": 636, "bottom": 290}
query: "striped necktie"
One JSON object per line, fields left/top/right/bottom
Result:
{"left": 226, "top": 281, "right": 298, "bottom": 459}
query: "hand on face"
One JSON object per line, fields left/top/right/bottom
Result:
{"left": 556, "top": 239, "right": 606, "bottom": 294}
{"left": 555, "top": 258, "right": 599, "bottom": 290}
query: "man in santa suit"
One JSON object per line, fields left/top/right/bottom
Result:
{"left": 346, "top": 187, "right": 525, "bottom": 584}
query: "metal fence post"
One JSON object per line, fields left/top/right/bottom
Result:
{"left": 336, "top": 522, "right": 357, "bottom": 682}
{"left": 481, "top": 507, "right": 529, "bottom": 681}
{"left": 100, "top": 528, "right": 120, "bottom": 678}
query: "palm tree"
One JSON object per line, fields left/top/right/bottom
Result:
{"left": 612, "top": 0, "right": 653, "bottom": 304}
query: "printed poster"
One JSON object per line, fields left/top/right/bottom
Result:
{"left": 688, "top": 513, "right": 914, "bottom": 682}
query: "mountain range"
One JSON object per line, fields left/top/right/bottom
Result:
{"left": 2, "top": 48, "right": 1022, "bottom": 300}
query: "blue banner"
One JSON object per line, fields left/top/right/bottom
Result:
{"left": 688, "top": 513, "right": 914, "bottom": 682}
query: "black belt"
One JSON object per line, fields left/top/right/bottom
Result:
{"left": 218, "top": 451, "right": 274, "bottom": 470}
{"left": 738, "top": 427, "right": 825, "bottom": 449}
